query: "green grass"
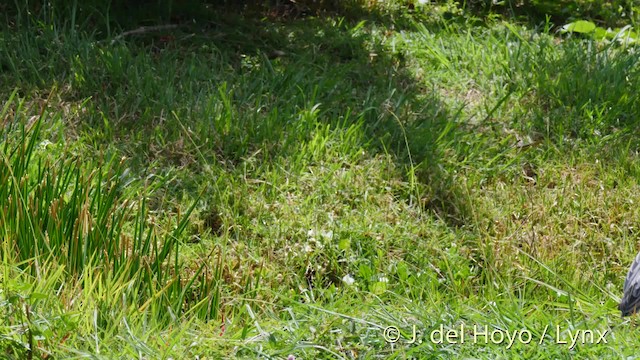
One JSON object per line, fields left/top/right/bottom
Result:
{"left": 1, "top": 1, "right": 640, "bottom": 358}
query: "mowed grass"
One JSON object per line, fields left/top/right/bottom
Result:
{"left": 1, "top": 1, "right": 640, "bottom": 358}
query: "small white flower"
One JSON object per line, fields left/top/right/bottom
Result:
{"left": 342, "top": 274, "right": 355, "bottom": 286}
{"left": 320, "top": 230, "right": 333, "bottom": 240}
{"left": 39, "top": 140, "right": 53, "bottom": 149}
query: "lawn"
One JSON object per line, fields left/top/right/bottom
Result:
{"left": 1, "top": 1, "right": 640, "bottom": 358}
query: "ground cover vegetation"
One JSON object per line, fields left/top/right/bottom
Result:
{"left": 1, "top": 0, "right": 640, "bottom": 358}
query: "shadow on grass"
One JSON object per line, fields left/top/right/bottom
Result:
{"left": 437, "top": 0, "right": 636, "bottom": 29}
{"left": 0, "top": 2, "right": 478, "bottom": 227}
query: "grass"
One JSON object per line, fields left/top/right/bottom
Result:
{"left": 1, "top": 1, "right": 640, "bottom": 358}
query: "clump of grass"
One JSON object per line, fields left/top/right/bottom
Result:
{"left": 0, "top": 91, "right": 225, "bottom": 357}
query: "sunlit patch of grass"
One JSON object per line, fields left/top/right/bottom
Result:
{"left": 0, "top": 93, "right": 226, "bottom": 357}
